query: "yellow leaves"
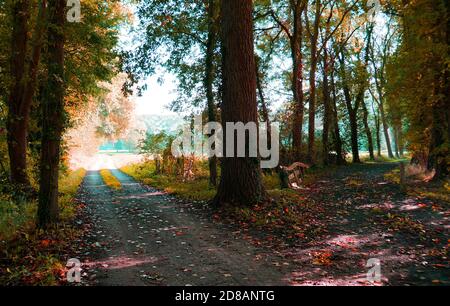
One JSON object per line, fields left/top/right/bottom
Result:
{"left": 312, "top": 250, "right": 333, "bottom": 266}
{"left": 99, "top": 169, "right": 122, "bottom": 190}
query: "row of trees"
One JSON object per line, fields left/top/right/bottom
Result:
{"left": 125, "top": 0, "right": 448, "bottom": 206}
{"left": 0, "top": 0, "right": 128, "bottom": 226}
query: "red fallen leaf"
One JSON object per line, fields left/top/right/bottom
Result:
{"left": 213, "top": 214, "right": 220, "bottom": 220}
{"left": 432, "top": 264, "right": 447, "bottom": 268}
{"left": 418, "top": 203, "right": 427, "bottom": 208}
{"left": 40, "top": 239, "right": 51, "bottom": 247}
{"left": 175, "top": 231, "right": 184, "bottom": 236}
{"left": 284, "top": 207, "right": 289, "bottom": 213}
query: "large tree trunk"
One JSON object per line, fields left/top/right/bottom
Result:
{"left": 37, "top": 0, "right": 66, "bottom": 228}
{"left": 7, "top": 0, "right": 47, "bottom": 192}
{"left": 205, "top": 0, "right": 218, "bottom": 187}
{"left": 214, "top": 0, "right": 266, "bottom": 206}
{"left": 6, "top": 0, "right": 30, "bottom": 189}
{"left": 428, "top": 0, "right": 449, "bottom": 179}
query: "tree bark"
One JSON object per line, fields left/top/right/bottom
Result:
{"left": 330, "top": 63, "right": 345, "bottom": 165}
{"left": 205, "top": 0, "right": 218, "bottom": 187}
{"left": 339, "top": 50, "right": 361, "bottom": 163}
{"left": 37, "top": 0, "right": 66, "bottom": 228}
{"left": 378, "top": 99, "right": 394, "bottom": 158}
{"left": 290, "top": 1, "right": 306, "bottom": 161}
{"left": 6, "top": 0, "right": 30, "bottom": 189}
{"left": 322, "top": 46, "right": 331, "bottom": 165}
{"left": 372, "top": 100, "right": 382, "bottom": 157}
{"left": 307, "top": 0, "right": 320, "bottom": 164}
{"left": 214, "top": 0, "right": 266, "bottom": 206}
{"left": 362, "top": 100, "right": 375, "bottom": 161}
{"left": 7, "top": 0, "right": 47, "bottom": 192}
{"left": 255, "top": 56, "right": 271, "bottom": 149}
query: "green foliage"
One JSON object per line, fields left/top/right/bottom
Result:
{"left": 139, "top": 130, "right": 174, "bottom": 156}
{"left": 124, "top": 0, "right": 221, "bottom": 112}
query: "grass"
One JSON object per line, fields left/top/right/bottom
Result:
{"left": 99, "top": 169, "right": 122, "bottom": 190}
{"left": 0, "top": 168, "right": 87, "bottom": 285}
{"left": 121, "top": 162, "right": 215, "bottom": 201}
{"left": 120, "top": 161, "right": 285, "bottom": 201}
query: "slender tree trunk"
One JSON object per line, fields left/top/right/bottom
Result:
{"left": 340, "top": 51, "right": 361, "bottom": 163}
{"left": 372, "top": 101, "right": 382, "bottom": 157}
{"left": 255, "top": 56, "right": 271, "bottom": 149}
{"left": 330, "top": 64, "right": 345, "bottom": 165}
{"left": 322, "top": 47, "right": 331, "bottom": 165}
{"left": 291, "top": 2, "right": 305, "bottom": 161}
{"left": 307, "top": 0, "right": 321, "bottom": 164}
{"left": 214, "top": 0, "right": 266, "bottom": 206}
{"left": 393, "top": 125, "right": 400, "bottom": 158}
{"left": 37, "top": 0, "right": 66, "bottom": 228}
{"left": 362, "top": 24, "right": 375, "bottom": 161}
{"left": 378, "top": 99, "right": 394, "bottom": 158}
{"left": 205, "top": 0, "right": 218, "bottom": 187}
{"left": 362, "top": 100, "right": 375, "bottom": 160}
{"left": 308, "top": 56, "right": 317, "bottom": 163}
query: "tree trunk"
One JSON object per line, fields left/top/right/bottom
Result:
{"left": 428, "top": 0, "right": 449, "bottom": 179}
{"left": 340, "top": 62, "right": 361, "bottom": 163}
{"left": 379, "top": 100, "right": 394, "bottom": 158}
{"left": 6, "top": 0, "right": 30, "bottom": 189}
{"left": 330, "top": 64, "right": 345, "bottom": 165}
{"left": 322, "top": 46, "right": 331, "bottom": 165}
{"left": 205, "top": 0, "right": 218, "bottom": 187}
{"left": 255, "top": 56, "right": 271, "bottom": 149}
{"left": 372, "top": 101, "right": 382, "bottom": 157}
{"left": 7, "top": 0, "right": 47, "bottom": 192}
{"left": 307, "top": 0, "right": 321, "bottom": 164}
{"left": 362, "top": 100, "right": 375, "bottom": 160}
{"left": 37, "top": 0, "right": 66, "bottom": 228}
{"left": 393, "top": 125, "right": 400, "bottom": 158}
{"left": 214, "top": 0, "right": 266, "bottom": 206}
{"left": 291, "top": 2, "right": 305, "bottom": 161}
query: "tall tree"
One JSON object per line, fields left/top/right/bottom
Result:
{"left": 271, "top": 0, "right": 307, "bottom": 160}
{"left": 6, "top": 0, "right": 47, "bottom": 191}
{"left": 214, "top": 0, "right": 266, "bottom": 206}
{"left": 37, "top": 0, "right": 65, "bottom": 227}
{"left": 338, "top": 47, "right": 361, "bottom": 163}
{"left": 368, "top": 18, "right": 396, "bottom": 159}
{"left": 205, "top": 0, "right": 219, "bottom": 186}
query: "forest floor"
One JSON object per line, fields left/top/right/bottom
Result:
{"left": 73, "top": 162, "right": 449, "bottom": 286}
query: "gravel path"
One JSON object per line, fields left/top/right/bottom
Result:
{"left": 76, "top": 169, "right": 292, "bottom": 286}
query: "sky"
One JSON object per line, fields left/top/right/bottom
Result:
{"left": 133, "top": 73, "right": 178, "bottom": 116}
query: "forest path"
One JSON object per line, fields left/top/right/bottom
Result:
{"left": 74, "top": 162, "right": 448, "bottom": 286}
{"left": 283, "top": 162, "right": 449, "bottom": 285}
{"left": 75, "top": 169, "right": 292, "bottom": 286}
